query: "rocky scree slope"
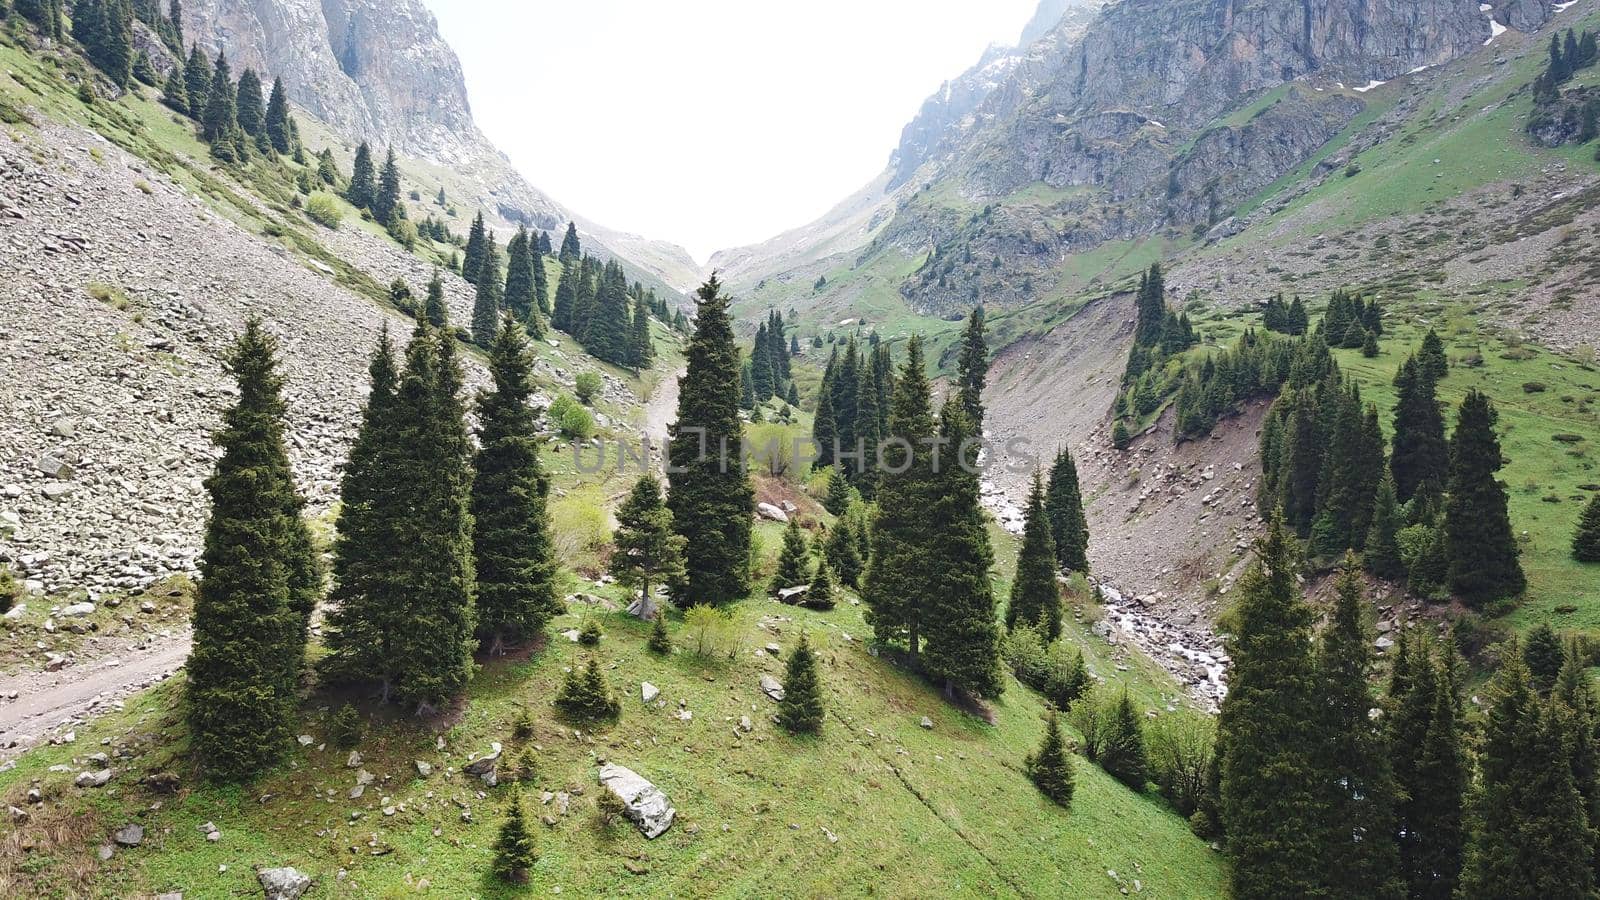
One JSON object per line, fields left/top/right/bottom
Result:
{"left": 0, "top": 118, "right": 638, "bottom": 602}
{"left": 179, "top": 0, "right": 698, "bottom": 292}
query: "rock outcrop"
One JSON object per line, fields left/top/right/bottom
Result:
{"left": 597, "top": 763, "right": 675, "bottom": 839}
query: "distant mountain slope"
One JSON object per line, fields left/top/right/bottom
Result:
{"left": 181, "top": 0, "right": 695, "bottom": 291}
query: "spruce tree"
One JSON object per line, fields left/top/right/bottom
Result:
{"left": 471, "top": 244, "right": 503, "bottom": 346}
{"left": 1418, "top": 329, "right": 1448, "bottom": 382}
{"left": 863, "top": 336, "right": 936, "bottom": 653}
{"left": 1459, "top": 649, "right": 1596, "bottom": 899}
{"left": 1045, "top": 446, "right": 1089, "bottom": 573}
{"left": 346, "top": 140, "right": 376, "bottom": 210}
{"left": 776, "top": 632, "right": 824, "bottom": 734}
{"left": 503, "top": 227, "right": 536, "bottom": 323}
{"left": 920, "top": 402, "right": 1003, "bottom": 699}
{"left": 610, "top": 474, "right": 686, "bottom": 613}
{"left": 183, "top": 44, "right": 211, "bottom": 120}
{"left": 532, "top": 239, "right": 550, "bottom": 314}
{"left": 555, "top": 658, "right": 620, "bottom": 722}
{"left": 584, "top": 262, "right": 632, "bottom": 365}
{"left": 372, "top": 146, "right": 401, "bottom": 227}
{"left": 557, "top": 221, "right": 580, "bottom": 264}
{"left": 185, "top": 319, "right": 312, "bottom": 780}
{"left": 1444, "top": 390, "right": 1525, "bottom": 605}
{"left": 1390, "top": 357, "right": 1448, "bottom": 503}
{"left": 264, "top": 76, "right": 291, "bottom": 153}
{"left": 316, "top": 147, "right": 339, "bottom": 185}
{"left": 772, "top": 518, "right": 810, "bottom": 593}
{"left": 1556, "top": 650, "right": 1600, "bottom": 877}
{"left": 1099, "top": 690, "right": 1150, "bottom": 789}
{"left": 1318, "top": 557, "right": 1403, "bottom": 898}
{"left": 493, "top": 787, "right": 537, "bottom": 884}
{"left": 824, "top": 519, "right": 863, "bottom": 589}
{"left": 461, "top": 212, "right": 488, "bottom": 285}
{"left": 551, "top": 256, "right": 576, "bottom": 333}
{"left": 1574, "top": 494, "right": 1600, "bottom": 562}
{"left": 823, "top": 466, "right": 852, "bottom": 515}
{"left": 1218, "top": 517, "right": 1328, "bottom": 898}
{"left": 853, "top": 355, "right": 881, "bottom": 498}
{"left": 812, "top": 372, "right": 838, "bottom": 469}
{"left": 1026, "top": 711, "right": 1075, "bottom": 806}
{"left": 1524, "top": 623, "right": 1565, "bottom": 696}
{"left": 161, "top": 65, "right": 188, "bottom": 114}
{"left": 424, "top": 270, "right": 448, "bottom": 328}
{"left": 1410, "top": 667, "right": 1466, "bottom": 899}
{"left": 666, "top": 276, "right": 752, "bottom": 606}
{"left": 201, "top": 50, "right": 237, "bottom": 144}
{"left": 1007, "top": 473, "right": 1062, "bottom": 640}
{"left": 472, "top": 317, "right": 561, "bottom": 654}
{"left": 234, "top": 68, "right": 265, "bottom": 137}
{"left": 807, "top": 559, "right": 837, "bottom": 610}
{"left": 1363, "top": 470, "right": 1405, "bottom": 581}
{"left": 955, "top": 306, "right": 987, "bottom": 433}
{"left": 647, "top": 613, "right": 672, "bottom": 654}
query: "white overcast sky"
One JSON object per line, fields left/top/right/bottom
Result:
{"left": 422, "top": 0, "right": 1039, "bottom": 262}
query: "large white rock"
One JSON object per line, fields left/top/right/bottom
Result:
{"left": 257, "top": 866, "right": 312, "bottom": 900}
{"left": 760, "top": 674, "right": 785, "bottom": 702}
{"left": 756, "top": 502, "right": 789, "bottom": 523}
{"left": 597, "top": 763, "right": 675, "bottom": 839}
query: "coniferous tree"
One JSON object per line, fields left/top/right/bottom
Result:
{"left": 182, "top": 44, "right": 211, "bottom": 119}
{"left": 956, "top": 306, "right": 987, "bottom": 433}
{"left": 1556, "top": 649, "right": 1600, "bottom": 878}
{"left": 531, "top": 239, "right": 550, "bottom": 314}
{"left": 185, "top": 319, "right": 313, "bottom": 780}
{"left": 666, "top": 276, "right": 752, "bottom": 606}
{"left": 461, "top": 212, "right": 488, "bottom": 285}
{"left": 424, "top": 270, "right": 448, "bottom": 328}
{"left": 558, "top": 220, "right": 580, "bottom": 264}
{"left": 346, "top": 140, "right": 376, "bottom": 210}
{"left": 264, "top": 76, "right": 291, "bottom": 153}
{"left": 493, "top": 787, "right": 537, "bottom": 884}
{"left": 372, "top": 146, "right": 401, "bottom": 227}
{"left": 201, "top": 49, "right": 237, "bottom": 144}
{"left": 1524, "top": 624, "right": 1565, "bottom": 696}
{"left": 1364, "top": 470, "right": 1406, "bottom": 580}
{"left": 1045, "top": 447, "right": 1089, "bottom": 573}
{"left": 1410, "top": 664, "right": 1466, "bottom": 900}
{"left": 1218, "top": 517, "right": 1327, "bottom": 898}
{"left": 316, "top": 147, "right": 338, "bottom": 185}
{"left": 1390, "top": 357, "right": 1448, "bottom": 504}
{"left": 551, "top": 255, "right": 576, "bottom": 333}
{"left": 824, "top": 519, "right": 863, "bottom": 589}
{"left": 1318, "top": 557, "right": 1403, "bottom": 898}
{"left": 853, "top": 355, "right": 881, "bottom": 498}
{"left": 1418, "top": 329, "right": 1448, "bottom": 382}
{"left": 555, "top": 658, "right": 620, "bottom": 722}
{"left": 647, "top": 613, "right": 671, "bottom": 654}
{"left": 863, "top": 336, "right": 936, "bottom": 654}
{"left": 503, "top": 227, "right": 536, "bottom": 323}
{"left": 776, "top": 632, "right": 824, "bottom": 734}
{"left": 920, "top": 402, "right": 1003, "bottom": 699}
{"left": 1007, "top": 473, "right": 1061, "bottom": 640}
{"left": 772, "top": 518, "right": 810, "bottom": 592}
{"left": 569, "top": 256, "right": 598, "bottom": 340}
{"left": 583, "top": 262, "right": 632, "bottom": 365}
{"left": 1444, "top": 390, "right": 1524, "bottom": 605}
{"left": 1101, "top": 690, "right": 1150, "bottom": 790}
{"left": 1311, "top": 395, "right": 1384, "bottom": 557}
{"left": 161, "top": 64, "right": 188, "bottom": 114}
{"left": 1459, "top": 649, "right": 1595, "bottom": 899}
{"left": 1027, "top": 711, "right": 1075, "bottom": 806}
{"left": 812, "top": 367, "right": 838, "bottom": 469}
{"left": 472, "top": 317, "right": 561, "bottom": 654}
{"left": 471, "top": 241, "right": 503, "bottom": 346}
{"left": 610, "top": 474, "right": 686, "bottom": 612}
{"left": 823, "top": 465, "right": 852, "bottom": 516}
{"left": 807, "top": 559, "right": 837, "bottom": 610}
{"left": 1574, "top": 494, "right": 1600, "bottom": 562}
{"left": 234, "top": 68, "right": 264, "bottom": 136}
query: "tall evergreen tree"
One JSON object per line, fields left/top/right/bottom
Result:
{"left": 492, "top": 787, "right": 537, "bottom": 884}
{"left": 1007, "top": 473, "right": 1061, "bottom": 640}
{"left": 627, "top": 293, "right": 653, "bottom": 370}
{"left": 1027, "top": 710, "right": 1075, "bottom": 806}
{"left": 346, "top": 140, "right": 376, "bottom": 210}
{"left": 234, "top": 68, "right": 265, "bottom": 137}
{"left": 955, "top": 306, "right": 988, "bottom": 433}
{"left": 1390, "top": 357, "right": 1448, "bottom": 504}
{"left": 1574, "top": 494, "right": 1600, "bottom": 562}
{"left": 162, "top": 59, "right": 189, "bottom": 114}
{"left": 1418, "top": 329, "right": 1448, "bottom": 382}
{"left": 263, "top": 76, "right": 291, "bottom": 153}
{"left": 557, "top": 221, "right": 580, "bottom": 264}
{"left": 1311, "top": 395, "right": 1384, "bottom": 557}
{"left": 1133, "top": 264, "right": 1168, "bottom": 348}
{"left": 1364, "top": 470, "right": 1406, "bottom": 580}
{"left": 1524, "top": 623, "right": 1565, "bottom": 696}
{"left": 551, "top": 255, "right": 576, "bottom": 333}
{"left": 200, "top": 49, "right": 237, "bottom": 144}
{"left": 1100, "top": 690, "right": 1150, "bottom": 789}
{"left": 471, "top": 237, "right": 503, "bottom": 346}
{"left": 610, "top": 474, "right": 686, "bottom": 613}
{"left": 471, "top": 317, "right": 561, "bottom": 654}
{"left": 584, "top": 262, "right": 632, "bottom": 365}
{"left": 1218, "top": 517, "right": 1328, "bottom": 899}
{"left": 863, "top": 336, "right": 936, "bottom": 654}
{"left": 1444, "top": 390, "right": 1525, "bottom": 605}
{"left": 853, "top": 355, "right": 881, "bottom": 498}
{"left": 666, "top": 276, "right": 752, "bottom": 606}
{"left": 372, "top": 146, "right": 402, "bottom": 227}
{"left": 503, "top": 227, "right": 537, "bottom": 324}
{"left": 185, "top": 319, "right": 313, "bottom": 780}
{"left": 812, "top": 360, "right": 838, "bottom": 469}
{"left": 461, "top": 212, "right": 488, "bottom": 285}
{"left": 322, "top": 326, "right": 474, "bottom": 709}
{"left": 1318, "top": 557, "right": 1403, "bottom": 898}
{"left": 771, "top": 518, "right": 810, "bottom": 592}
{"left": 424, "top": 270, "right": 448, "bottom": 328}
{"left": 1459, "top": 649, "right": 1595, "bottom": 899}
{"left": 1045, "top": 447, "right": 1089, "bottom": 572}
{"left": 1556, "top": 650, "right": 1600, "bottom": 878}
{"left": 920, "top": 402, "right": 1003, "bottom": 699}
{"left": 183, "top": 44, "right": 211, "bottom": 120}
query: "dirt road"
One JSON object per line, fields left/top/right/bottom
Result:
{"left": 0, "top": 630, "right": 190, "bottom": 759}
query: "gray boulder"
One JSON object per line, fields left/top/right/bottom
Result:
{"left": 597, "top": 763, "right": 675, "bottom": 839}
{"left": 257, "top": 866, "right": 313, "bottom": 900}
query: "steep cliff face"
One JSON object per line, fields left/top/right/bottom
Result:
{"left": 180, "top": 0, "right": 693, "bottom": 291}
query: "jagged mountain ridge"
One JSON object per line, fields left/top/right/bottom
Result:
{"left": 179, "top": 0, "right": 698, "bottom": 292}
